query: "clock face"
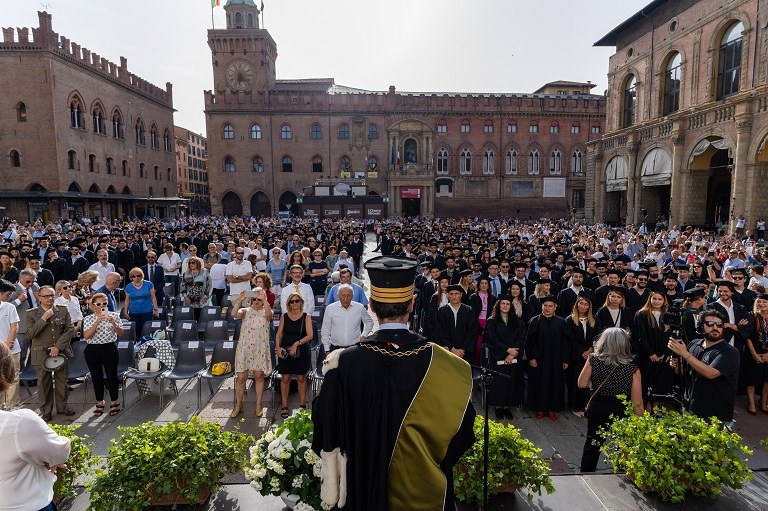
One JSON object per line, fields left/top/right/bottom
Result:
{"left": 225, "top": 60, "right": 255, "bottom": 91}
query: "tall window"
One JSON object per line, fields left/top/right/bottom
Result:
{"left": 437, "top": 121, "right": 448, "bottom": 133}
{"left": 717, "top": 22, "right": 743, "bottom": 99}
{"left": 338, "top": 123, "right": 350, "bottom": 140}
{"left": 154, "top": 165, "right": 159, "bottom": 180}
{"left": 529, "top": 122, "right": 539, "bottom": 133}
{"left": 436, "top": 148, "right": 448, "bottom": 174}
{"left": 505, "top": 149, "right": 518, "bottom": 175}
{"left": 224, "top": 156, "right": 235, "bottom": 172}
{"left": 460, "top": 121, "right": 470, "bottom": 133}
{"left": 484, "top": 121, "right": 493, "bottom": 134}
{"left": 623, "top": 75, "right": 637, "bottom": 128}
{"left": 139, "top": 162, "right": 145, "bottom": 177}
{"left": 482, "top": 149, "right": 495, "bottom": 174}
{"left": 223, "top": 123, "right": 234, "bottom": 140}
{"left": 106, "top": 157, "right": 114, "bottom": 174}
{"left": 340, "top": 155, "right": 350, "bottom": 170}
{"left": 550, "top": 123, "right": 559, "bottom": 134}
{"left": 459, "top": 149, "right": 472, "bottom": 174}
{"left": 664, "top": 52, "right": 682, "bottom": 114}
{"left": 16, "top": 102, "right": 26, "bottom": 122}
{"left": 550, "top": 149, "right": 562, "bottom": 175}
{"left": 280, "top": 124, "right": 292, "bottom": 139}
{"left": 150, "top": 125, "right": 159, "bottom": 149}
{"left": 252, "top": 156, "right": 264, "bottom": 172}
{"left": 507, "top": 122, "right": 517, "bottom": 133}
{"left": 250, "top": 124, "right": 262, "bottom": 139}
{"left": 70, "top": 98, "right": 84, "bottom": 128}
{"left": 572, "top": 149, "right": 583, "bottom": 175}
{"left": 368, "top": 124, "right": 379, "bottom": 140}
{"left": 112, "top": 111, "right": 123, "bottom": 138}
{"left": 528, "top": 149, "right": 540, "bottom": 175}
{"left": 92, "top": 106, "right": 105, "bottom": 134}
{"left": 135, "top": 119, "right": 145, "bottom": 145}
{"left": 572, "top": 189, "right": 585, "bottom": 209}
{"left": 312, "top": 156, "right": 323, "bottom": 173}
{"left": 9, "top": 150, "right": 20, "bottom": 168}
{"left": 310, "top": 123, "right": 322, "bottom": 140}
{"left": 68, "top": 150, "right": 77, "bottom": 170}
{"left": 163, "top": 129, "right": 172, "bottom": 152}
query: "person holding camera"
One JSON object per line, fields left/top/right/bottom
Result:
{"left": 667, "top": 309, "right": 740, "bottom": 425}
{"left": 275, "top": 292, "right": 312, "bottom": 418}
{"left": 82, "top": 293, "right": 124, "bottom": 417}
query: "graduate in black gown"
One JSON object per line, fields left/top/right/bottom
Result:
{"left": 632, "top": 290, "right": 673, "bottom": 412}
{"left": 564, "top": 294, "right": 598, "bottom": 413}
{"left": 484, "top": 295, "right": 526, "bottom": 419}
{"left": 312, "top": 256, "right": 475, "bottom": 511}
{"left": 594, "top": 286, "right": 634, "bottom": 337}
{"left": 526, "top": 295, "right": 570, "bottom": 420}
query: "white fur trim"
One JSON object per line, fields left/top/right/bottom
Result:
{"left": 322, "top": 348, "right": 343, "bottom": 374}
{"left": 320, "top": 448, "right": 347, "bottom": 507}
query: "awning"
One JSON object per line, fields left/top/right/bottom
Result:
{"left": 605, "top": 156, "right": 628, "bottom": 192}
{"left": 640, "top": 148, "right": 672, "bottom": 187}
{"left": 0, "top": 190, "right": 187, "bottom": 202}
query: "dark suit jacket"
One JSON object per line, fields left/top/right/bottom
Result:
{"left": 706, "top": 301, "right": 753, "bottom": 351}
{"left": 434, "top": 303, "right": 478, "bottom": 355}
{"left": 95, "top": 285, "right": 117, "bottom": 312}
{"left": 141, "top": 263, "right": 166, "bottom": 301}
{"left": 556, "top": 287, "right": 594, "bottom": 318}
{"left": 64, "top": 255, "right": 91, "bottom": 282}
{"left": 25, "top": 305, "right": 75, "bottom": 366}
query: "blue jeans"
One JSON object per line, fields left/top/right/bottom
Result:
{"left": 39, "top": 501, "right": 57, "bottom": 511}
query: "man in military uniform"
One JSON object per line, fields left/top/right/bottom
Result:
{"left": 25, "top": 285, "right": 76, "bottom": 421}
{"left": 312, "top": 256, "right": 475, "bottom": 511}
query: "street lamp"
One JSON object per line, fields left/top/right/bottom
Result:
{"left": 382, "top": 193, "right": 389, "bottom": 204}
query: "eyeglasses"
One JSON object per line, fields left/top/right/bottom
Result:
{"left": 131, "top": 275, "right": 142, "bottom": 279}
{"left": 288, "top": 299, "right": 302, "bottom": 304}
{"left": 235, "top": 251, "right": 244, "bottom": 255}
{"left": 703, "top": 321, "right": 724, "bottom": 328}
{"left": 93, "top": 302, "right": 108, "bottom": 306}
{"left": 38, "top": 294, "right": 54, "bottom": 298}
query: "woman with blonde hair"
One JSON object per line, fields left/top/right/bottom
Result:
{"left": 123, "top": 267, "right": 159, "bottom": 336}
{"left": 180, "top": 256, "right": 212, "bottom": 321}
{"left": 633, "top": 291, "right": 672, "bottom": 411}
{"left": 565, "top": 295, "right": 598, "bottom": 415}
{"left": 275, "top": 292, "right": 313, "bottom": 418}
{"left": 55, "top": 280, "right": 83, "bottom": 344}
{"left": 578, "top": 327, "right": 643, "bottom": 472}
{"left": 75, "top": 270, "right": 99, "bottom": 317}
{"left": 594, "top": 287, "right": 633, "bottom": 337}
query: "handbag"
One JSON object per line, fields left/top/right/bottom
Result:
{"left": 138, "top": 357, "right": 161, "bottom": 372}
{"left": 584, "top": 362, "right": 619, "bottom": 418}
{"left": 211, "top": 361, "right": 232, "bottom": 376}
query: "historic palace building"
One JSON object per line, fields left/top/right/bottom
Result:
{"left": 205, "top": 0, "right": 606, "bottom": 219}
{"left": 175, "top": 126, "right": 210, "bottom": 215}
{"left": 588, "top": 0, "right": 768, "bottom": 229}
{"left": 0, "top": 11, "right": 181, "bottom": 222}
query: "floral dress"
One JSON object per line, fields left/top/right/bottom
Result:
{"left": 235, "top": 307, "right": 272, "bottom": 374}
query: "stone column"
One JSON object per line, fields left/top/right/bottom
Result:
{"left": 670, "top": 133, "right": 686, "bottom": 225}
{"left": 730, "top": 115, "right": 753, "bottom": 231}
{"left": 626, "top": 142, "right": 640, "bottom": 225}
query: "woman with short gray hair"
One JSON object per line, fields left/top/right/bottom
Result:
{"left": 577, "top": 327, "right": 643, "bottom": 472}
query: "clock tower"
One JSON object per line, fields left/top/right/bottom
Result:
{"left": 208, "top": 0, "right": 276, "bottom": 93}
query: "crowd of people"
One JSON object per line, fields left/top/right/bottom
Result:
{"left": 1, "top": 214, "right": 767, "bottom": 472}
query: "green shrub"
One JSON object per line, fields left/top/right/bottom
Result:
{"left": 601, "top": 400, "right": 752, "bottom": 503}
{"left": 453, "top": 416, "right": 554, "bottom": 505}
{"left": 48, "top": 424, "right": 97, "bottom": 504}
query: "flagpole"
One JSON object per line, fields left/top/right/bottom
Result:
{"left": 211, "top": 4, "right": 215, "bottom": 29}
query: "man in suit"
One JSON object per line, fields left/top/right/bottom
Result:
{"left": 27, "top": 255, "right": 55, "bottom": 288}
{"left": 557, "top": 268, "right": 594, "bottom": 317}
{"left": 63, "top": 244, "right": 90, "bottom": 282}
{"left": 25, "top": 285, "right": 76, "bottom": 420}
{"left": 434, "top": 285, "right": 478, "bottom": 363}
{"left": 707, "top": 280, "right": 752, "bottom": 352}
{"left": 511, "top": 262, "right": 534, "bottom": 300}
{"left": 95, "top": 272, "right": 121, "bottom": 312}
{"left": 10, "top": 269, "right": 40, "bottom": 349}
{"left": 141, "top": 250, "right": 166, "bottom": 304}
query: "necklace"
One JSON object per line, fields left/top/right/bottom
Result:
{"left": 359, "top": 343, "right": 431, "bottom": 357}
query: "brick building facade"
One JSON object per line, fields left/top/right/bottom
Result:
{"left": 205, "top": 0, "right": 606, "bottom": 219}
{"left": 588, "top": 0, "right": 768, "bottom": 230}
{"left": 0, "top": 11, "right": 182, "bottom": 222}
{"left": 175, "top": 127, "right": 210, "bottom": 215}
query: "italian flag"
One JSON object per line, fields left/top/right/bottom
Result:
{"left": 211, "top": 0, "right": 220, "bottom": 7}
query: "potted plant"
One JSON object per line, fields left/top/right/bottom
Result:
{"left": 88, "top": 417, "right": 252, "bottom": 511}
{"left": 601, "top": 400, "right": 753, "bottom": 503}
{"left": 453, "top": 416, "right": 555, "bottom": 506}
{"left": 48, "top": 424, "right": 97, "bottom": 505}
{"left": 246, "top": 408, "right": 332, "bottom": 511}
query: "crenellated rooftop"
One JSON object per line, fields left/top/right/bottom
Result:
{"left": 1, "top": 11, "right": 173, "bottom": 108}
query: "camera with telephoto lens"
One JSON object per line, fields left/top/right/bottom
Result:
{"left": 663, "top": 299, "right": 686, "bottom": 338}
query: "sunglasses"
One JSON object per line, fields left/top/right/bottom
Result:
{"left": 93, "top": 302, "right": 108, "bottom": 307}
{"left": 235, "top": 251, "right": 244, "bottom": 255}
{"left": 703, "top": 321, "right": 724, "bottom": 328}
{"left": 733, "top": 276, "right": 745, "bottom": 280}
{"left": 288, "top": 299, "right": 302, "bottom": 304}
{"left": 61, "top": 285, "right": 70, "bottom": 289}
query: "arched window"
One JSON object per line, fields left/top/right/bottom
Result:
{"left": 16, "top": 102, "right": 27, "bottom": 122}
{"left": 88, "top": 184, "right": 99, "bottom": 194}
{"left": 368, "top": 124, "right": 379, "bottom": 140}
{"left": 528, "top": 121, "right": 539, "bottom": 133}
{"left": 106, "top": 157, "right": 114, "bottom": 174}
{"left": 460, "top": 120, "right": 471, "bottom": 133}
{"left": 310, "top": 123, "right": 322, "bottom": 140}
{"left": 139, "top": 162, "right": 145, "bottom": 177}
{"left": 9, "top": 150, "right": 21, "bottom": 168}
{"left": 312, "top": 155, "right": 323, "bottom": 173}
{"left": 282, "top": 156, "right": 293, "bottom": 172}
{"left": 664, "top": 52, "right": 682, "bottom": 114}
{"left": 67, "top": 150, "right": 77, "bottom": 170}
{"left": 484, "top": 120, "right": 494, "bottom": 134}
{"left": 150, "top": 124, "right": 159, "bottom": 149}
{"left": 367, "top": 156, "right": 378, "bottom": 170}
{"left": 250, "top": 124, "right": 262, "bottom": 139}
{"left": 459, "top": 149, "right": 472, "bottom": 174}
{"left": 338, "top": 123, "right": 350, "bottom": 140}
{"left": 550, "top": 122, "right": 559, "bottom": 134}
{"left": 70, "top": 96, "right": 84, "bottom": 128}
{"left": 436, "top": 148, "right": 448, "bottom": 174}
{"left": 507, "top": 121, "right": 517, "bottom": 133}
{"left": 122, "top": 160, "right": 128, "bottom": 176}
{"left": 224, "top": 156, "right": 235, "bottom": 172}
{"left": 340, "top": 155, "right": 351, "bottom": 170}
{"left": 247, "top": 13, "right": 254, "bottom": 27}
{"left": 68, "top": 182, "right": 81, "bottom": 192}
{"left": 154, "top": 165, "right": 159, "bottom": 180}
{"left": 112, "top": 110, "right": 123, "bottom": 139}
{"left": 252, "top": 155, "right": 264, "bottom": 172}
{"left": 280, "top": 124, "right": 292, "bottom": 139}
{"left": 163, "top": 128, "right": 172, "bottom": 152}
{"left": 717, "top": 22, "right": 744, "bottom": 99}
{"left": 88, "top": 154, "right": 96, "bottom": 172}
{"left": 135, "top": 118, "right": 145, "bottom": 145}
{"left": 223, "top": 123, "right": 234, "bottom": 140}
{"left": 437, "top": 121, "right": 448, "bottom": 133}
{"left": 570, "top": 122, "right": 581, "bottom": 134}
{"left": 572, "top": 149, "right": 583, "bottom": 175}
{"left": 483, "top": 149, "right": 495, "bottom": 174}
{"left": 528, "top": 149, "right": 540, "bottom": 175}
{"left": 623, "top": 75, "right": 637, "bottom": 128}
{"left": 505, "top": 149, "right": 518, "bottom": 175}
{"left": 234, "top": 12, "right": 243, "bottom": 28}
{"left": 92, "top": 104, "right": 105, "bottom": 134}
{"left": 167, "top": 168, "right": 172, "bottom": 180}
{"left": 550, "top": 149, "right": 562, "bottom": 174}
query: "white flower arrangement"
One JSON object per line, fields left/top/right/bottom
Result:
{"left": 247, "top": 408, "right": 332, "bottom": 511}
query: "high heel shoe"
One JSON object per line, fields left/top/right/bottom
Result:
{"left": 255, "top": 403, "right": 263, "bottom": 417}
{"left": 230, "top": 405, "right": 243, "bottom": 418}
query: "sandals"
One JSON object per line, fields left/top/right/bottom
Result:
{"left": 230, "top": 404, "right": 243, "bottom": 419}
{"left": 281, "top": 406, "right": 289, "bottom": 418}
{"left": 93, "top": 403, "right": 105, "bottom": 416}
{"left": 109, "top": 403, "right": 121, "bottom": 417}
{"left": 255, "top": 403, "right": 263, "bottom": 417}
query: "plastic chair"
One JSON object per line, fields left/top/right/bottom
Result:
{"left": 115, "top": 340, "right": 136, "bottom": 407}
{"left": 170, "top": 306, "right": 195, "bottom": 327}
{"left": 197, "top": 340, "right": 236, "bottom": 409}
{"left": 123, "top": 345, "right": 167, "bottom": 408}
{"left": 140, "top": 319, "right": 167, "bottom": 339}
{"left": 163, "top": 282, "right": 176, "bottom": 300}
{"left": 67, "top": 341, "right": 91, "bottom": 400}
{"left": 159, "top": 341, "right": 206, "bottom": 408}
{"left": 118, "top": 321, "right": 136, "bottom": 343}
{"left": 310, "top": 344, "right": 326, "bottom": 396}
{"left": 18, "top": 339, "right": 38, "bottom": 395}
{"left": 197, "top": 306, "right": 222, "bottom": 333}
{"left": 202, "top": 319, "right": 229, "bottom": 351}
{"left": 170, "top": 320, "right": 199, "bottom": 348}
{"left": 155, "top": 306, "right": 168, "bottom": 322}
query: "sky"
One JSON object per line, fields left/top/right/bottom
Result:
{"left": 3, "top": 0, "right": 650, "bottom": 135}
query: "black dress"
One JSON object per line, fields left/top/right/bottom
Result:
{"left": 633, "top": 311, "right": 673, "bottom": 399}
{"left": 564, "top": 315, "right": 597, "bottom": 410}
{"left": 277, "top": 312, "right": 310, "bottom": 375}
{"left": 484, "top": 314, "right": 526, "bottom": 406}
{"left": 745, "top": 314, "right": 768, "bottom": 387}
{"left": 308, "top": 260, "right": 329, "bottom": 296}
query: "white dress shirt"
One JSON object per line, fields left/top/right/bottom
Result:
{"left": 226, "top": 259, "right": 254, "bottom": 296}
{"left": 321, "top": 300, "right": 374, "bottom": 350}
{"left": 88, "top": 260, "right": 115, "bottom": 290}
{"left": 280, "top": 281, "right": 315, "bottom": 315}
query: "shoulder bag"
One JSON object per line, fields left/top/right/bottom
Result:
{"left": 584, "top": 361, "right": 619, "bottom": 418}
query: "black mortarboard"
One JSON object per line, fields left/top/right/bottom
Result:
{"left": 571, "top": 268, "right": 587, "bottom": 276}
{"left": 459, "top": 269, "right": 473, "bottom": 276}
{"left": 715, "top": 280, "right": 735, "bottom": 290}
{"left": 447, "top": 284, "right": 464, "bottom": 294}
{"left": 540, "top": 295, "right": 557, "bottom": 305}
{"left": 684, "top": 287, "right": 706, "bottom": 299}
{"left": 536, "top": 278, "right": 552, "bottom": 284}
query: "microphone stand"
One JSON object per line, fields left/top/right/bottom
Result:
{"left": 470, "top": 362, "right": 512, "bottom": 510}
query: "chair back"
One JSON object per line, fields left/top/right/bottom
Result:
{"left": 309, "top": 319, "right": 320, "bottom": 350}
{"left": 198, "top": 306, "right": 221, "bottom": 325}
{"left": 171, "top": 320, "right": 199, "bottom": 345}
{"left": 141, "top": 319, "right": 167, "bottom": 339}
{"left": 203, "top": 320, "right": 229, "bottom": 343}
{"left": 173, "top": 305, "right": 195, "bottom": 322}
{"left": 314, "top": 344, "right": 326, "bottom": 377}
{"left": 115, "top": 340, "right": 135, "bottom": 374}
{"left": 232, "top": 319, "right": 243, "bottom": 341}
{"left": 163, "top": 282, "right": 175, "bottom": 299}
{"left": 172, "top": 341, "right": 207, "bottom": 375}
{"left": 209, "top": 341, "right": 236, "bottom": 374}
{"left": 155, "top": 306, "right": 168, "bottom": 322}
{"left": 67, "top": 341, "right": 90, "bottom": 379}
{"left": 118, "top": 321, "right": 136, "bottom": 343}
